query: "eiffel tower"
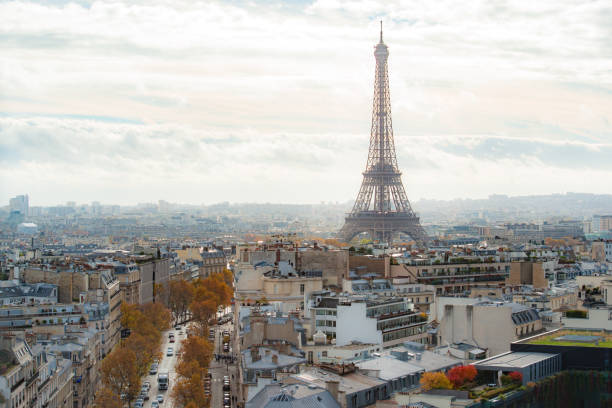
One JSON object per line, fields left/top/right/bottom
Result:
{"left": 338, "top": 24, "right": 428, "bottom": 245}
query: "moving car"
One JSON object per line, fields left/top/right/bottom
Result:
{"left": 167, "top": 347, "right": 174, "bottom": 356}
{"left": 157, "top": 395, "right": 164, "bottom": 403}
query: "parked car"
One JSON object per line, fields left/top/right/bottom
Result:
{"left": 167, "top": 347, "right": 174, "bottom": 356}
{"left": 157, "top": 395, "right": 164, "bottom": 403}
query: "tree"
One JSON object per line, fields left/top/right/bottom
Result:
{"left": 141, "top": 302, "right": 172, "bottom": 331}
{"left": 178, "top": 336, "right": 213, "bottom": 373}
{"left": 168, "top": 280, "right": 195, "bottom": 323}
{"left": 93, "top": 387, "right": 121, "bottom": 408}
{"left": 176, "top": 359, "right": 205, "bottom": 380}
{"left": 120, "top": 303, "right": 143, "bottom": 330}
{"left": 447, "top": 365, "right": 477, "bottom": 388}
{"left": 221, "top": 269, "right": 234, "bottom": 287}
{"left": 172, "top": 373, "right": 209, "bottom": 408}
{"left": 193, "top": 274, "right": 232, "bottom": 307}
{"left": 100, "top": 347, "right": 140, "bottom": 404}
{"left": 508, "top": 371, "right": 523, "bottom": 383}
{"left": 420, "top": 371, "right": 453, "bottom": 391}
{"left": 190, "top": 298, "right": 217, "bottom": 328}
{"left": 124, "top": 332, "right": 160, "bottom": 378}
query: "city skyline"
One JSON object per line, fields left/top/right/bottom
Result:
{"left": 2, "top": 0, "right": 612, "bottom": 206}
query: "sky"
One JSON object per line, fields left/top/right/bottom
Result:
{"left": 1, "top": 0, "right": 611, "bottom": 206}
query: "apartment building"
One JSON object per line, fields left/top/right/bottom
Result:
{"left": 391, "top": 260, "right": 511, "bottom": 296}
{"left": 0, "top": 282, "right": 58, "bottom": 306}
{"left": 0, "top": 336, "right": 73, "bottom": 408}
{"left": 132, "top": 256, "right": 169, "bottom": 304}
{"left": 435, "top": 297, "right": 543, "bottom": 357}
{"left": 175, "top": 247, "right": 226, "bottom": 277}
{"left": 19, "top": 265, "right": 121, "bottom": 353}
{"left": 591, "top": 240, "right": 612, "bottom": 262}
{"left": 308, "top": 295, "right": 428, "bottom": 347}
{"left": 506, "top": 261, "right": 549, "bottom": 289}
{"left": 342, "top": 278, "right": 435, "bottom": 314}
{"left": 237, "top": 243, "right": 348, "bottom": 286}
{"left": 41, "top": 329, "right": 102, "bottom": 408}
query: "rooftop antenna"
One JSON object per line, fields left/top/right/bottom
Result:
{"left": 380, "top": 20, "right": 383, "bottom": 43}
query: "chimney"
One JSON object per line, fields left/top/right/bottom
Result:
{"left": 251, "top": 347, "right": 261, "bottom": 362}
{"left": 265, "top": 349, "right": 271, "bottom": 356}
{"left": 326, "top": 380, "right": 340, "bottom": 403}
{"left": 276, "top": 249, "right": 281, "bottom": 263}
{"left": 272, "top": 354, "right": 278, "bottom": 365}
{"left": 384, "top": 255, "right": 390, "bottom": 278}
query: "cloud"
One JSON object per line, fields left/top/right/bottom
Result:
{"left": 1, "top": 0, "right": 611, "bottom": 205}
{"left": 2, "top": 116, "right": 612, "bottom": 206}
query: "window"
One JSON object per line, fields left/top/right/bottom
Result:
{"left": 300, "top": 284, "right": 305, "bottom": 295}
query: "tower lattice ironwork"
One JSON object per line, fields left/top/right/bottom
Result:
{"left": 338, "top": 24, "right": 428, "bottom": 245}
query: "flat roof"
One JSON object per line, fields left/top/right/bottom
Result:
{"left": 355, "top": 356, "right": 423, "bottom": 380}
{"left": 291, "top": 368, "right": 385, "bottom": 394}
{"left": 473, "top": 352, "right": 557, "bottom": 370}
{"left": 520, "top": 329, "right": 612, "bottom": 348}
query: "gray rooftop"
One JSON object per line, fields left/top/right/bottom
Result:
{"left": 242, "top": 347, "right": 306, "bottom": 370}
{"left": 0, "top": 282, "right": 57, "bottom": 299}
{"left": 291, "top": 368, "right": 386, "bottom": 395}
{"left": 247, "top": 383, "right": 340, "bottom": 408}
{"left": 355, "top": 355, "right": 423, "bottom": 380}
{"left": 473, "top": 352, "right": 558, "bottom": 370}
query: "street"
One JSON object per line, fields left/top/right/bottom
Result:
{"left": 209, "top": 320, "right": 240, "bottom": 408}
{"left": 135, "top": 308, "right": 238, "bottom": 408}
{"left": 140, "top": 327, "right": 183, "bottom": 408}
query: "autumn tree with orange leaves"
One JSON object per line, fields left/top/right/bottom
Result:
{"left": 420, "top": 371, "right": 453, "bottom": 391}
{"left": 92, "top": 387, "right": 122, "bottom": 408}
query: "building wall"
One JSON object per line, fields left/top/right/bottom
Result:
{"left": 393, "top": 261, "right": 511, "bottom": 295}
{"left": 299, "top": 251, "right": 349, "bottom": 286}
{"left": 349, "top": 256, "right": 386, "bottom": 276}
{"left": 507, "top": 262, "right": 548, "bottom": 289}
{"left": 241, "top": 317, "right": 302, "bottom": 350}
{"left": 262, "top": 277, "right": 322, "bottom": 298}
{"left": 21, "top": 268, "right": 89, "bottom": 303}
{"left": 440, "top": 304, "right": 541, "bottom": 357}
{"left": 336, "top": 302, "right": 382, "bottom": 346}
{"left": 138, "top": 258, "right": 169, "bottom": 304}
{"left": 562, "top": 308, "right": 612, "bottom": 330}
{"left": 249, "top": 250, "right": 297, "bottom": 266}
{"left": 235, "top": 263, "right": 267, "bottom": 293}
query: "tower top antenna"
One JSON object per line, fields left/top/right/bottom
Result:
{"left": 380, "top": 20, "right": 383, "bottom": 43}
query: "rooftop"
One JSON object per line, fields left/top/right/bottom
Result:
{"left": 473, "top": 351, "right": 558, "bottom": 369}
{"left": 355, "top": 355, "right": 423, "bottom": 380}
{"left": 291, "top": 367, "right": 385, "bottom": 394}
{"left": 520, "top": 329, "right": 612, "bottom": 348}
{"left": 246, "top": 383, "right": 340, "bottom": 408}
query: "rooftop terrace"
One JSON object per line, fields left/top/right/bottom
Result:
{"left": 521, "top": 329, "right": 612, "bottom": 348}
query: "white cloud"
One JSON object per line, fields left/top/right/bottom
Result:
{"left": 1, "top": 0, "right": 611, "bottom": 205}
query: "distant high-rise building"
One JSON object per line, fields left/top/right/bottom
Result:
{"left": 91, "top": 201, "right": 101, "bottom": 215}
{"left": 338, "top": 24, "right": 427, "bottom": 245}
{"left": 9, "top": 194, "right": 29, "bottom": 216}
{"left": 592, "top": 215, "right": 612, "bottom": 233}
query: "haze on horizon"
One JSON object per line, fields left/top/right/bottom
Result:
{"left": 1, "top": 0, "right": 611, "bottom": 207}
